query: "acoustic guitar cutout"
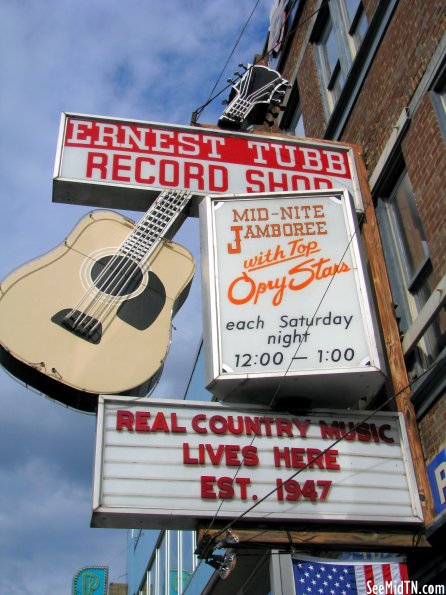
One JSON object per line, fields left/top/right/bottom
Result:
{"left": 0, "top": 189, "right": 195, "bottom": 412}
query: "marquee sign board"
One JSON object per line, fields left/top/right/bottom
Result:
{"left": 200, "top": 190, "right": 386, "bottom": 406}
{"left": 53, "top": 113, "right": 363, "bottom": 214}
{"left": 91, "top": 397, "right": 423, "bottom": 529}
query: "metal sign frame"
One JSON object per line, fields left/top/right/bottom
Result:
{"left": 200, "top": 189, "right": 386, "bottom": 406}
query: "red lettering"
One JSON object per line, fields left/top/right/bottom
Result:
{"left": 379, "top": 424, "right": 394, "bottom": 444}
{"left": 217, "top": 477, "right": 235, "bottom": 499}
{"left": 159, "top": 159, "right": 179, "bottom": 186}
{"left": 225, "top": 445, "right": 241, "bottom": 466}
{"left": 235, "top": 477, "right": 251, "bottom": 500}
{"left": 135, "top": 411, "right": 151, "bottom": 432}
{"left": 116, "top": 410, "right": 134, "bottom": 431}
{"left": 135, "top": 156, "right": 155, "bottom": 183}
{"left": 307, "top": 448, "right": 324, "bottom": 469}
{"left": 182, "top": 443, "right": 199, "bottom": 464}
{"left": 276, "top": 418, "right": 293, "bottom": 437}
{"left": 206, "top": 444, "right": 225, "bottom": 465}
{"left": 184, "top": 162, "right": 204, "bottom": 190}
{"left": 192, "top": 414, "right": 207, "bottom": 434}
{"left": 209, "top": 415, "right": 227, "bottom": 435}
{"left": 325, "top": 449, "right": 340, "bottom": 470}
{"left": 208, "top": 165, "right": 228, "bottom": 192}
{"left": 246, "top": 169, "right": 266, "bottom": 192}
{"left": 171, "top": 413, "right": 186, "bottom": 433}
{"left": 86, "top": 152, "right": 108, "bottom": 179}
{"left": 112, "top": 153, "right": 132, "bottom": 182}
{"left": 201, "top": 476, "right": 217, "bottom": 499}
{"left": 150, "top": 412, "right": 169, "bottom": 432}
{"left": 241, "top": 445, "right": 259, "bottom": 466}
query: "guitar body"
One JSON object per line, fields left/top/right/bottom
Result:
{"left": 0, "top": 210, "right": 195, "bottom": 411}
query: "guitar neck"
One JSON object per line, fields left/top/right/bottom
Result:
{"left": 225, "top": 98, "right": 254, "bottom": 122}
{"left": 119, "top": 189, "right": 191, "bottom": 263}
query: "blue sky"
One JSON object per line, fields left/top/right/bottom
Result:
{"left": 0, "top": 1, "right": 271, "bottom": 592}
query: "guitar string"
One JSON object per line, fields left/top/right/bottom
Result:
{"left": 64, "top": 190, "right": 190, "bottom": 338}
{"left": 223, "top": 70, "right": 288, "bottom": 121}
{"left": 71, "top": 218, "right": 159, "bottom": 333}
{"left": 63, "top": 194, "right": 172, "bottom": 330}
{"left": 75, "top": 190, "right": 190, "bottom": 336}
{"left": 82, "top": 193, "right": 187, "bottom": 335}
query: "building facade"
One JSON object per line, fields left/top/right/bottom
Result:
{"left": 126, "top": 0, "right": 445, "bottom": 592}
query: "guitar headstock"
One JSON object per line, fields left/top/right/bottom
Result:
{"left": 218, "top": 63, "right": 290, "bottom": 130}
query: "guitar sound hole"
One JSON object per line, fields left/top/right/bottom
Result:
{"left": 91, "top": 256, "right": 144, "bottom": 297}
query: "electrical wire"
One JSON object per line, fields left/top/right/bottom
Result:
{"left": 193, "top": 0, "right": 332, "bottom": 122}
{"left": 202, "top": 0, "right": 262, "bottom": 111}
{"left": 199, "top": 354, "right": 445, "bottom": 550}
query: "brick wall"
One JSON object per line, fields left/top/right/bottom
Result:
{"left": 341, "top": 0, "right": 446, "bottom": 175}
{"left": 419, "top": 394, "right": 446, "bottom": 463}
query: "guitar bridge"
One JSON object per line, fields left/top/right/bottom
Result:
{"left": 52, "top": 309, "right": 102, "bottom": 344}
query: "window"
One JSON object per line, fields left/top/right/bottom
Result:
{"left": 180, "top": 531, "right": 196, "bottom": 591}
{"left": 431, "top": 59, "right": 446, "bottom": 139}
{"left": 314, "top": 11, "right": 345, "bottom": 112}
{"left": 137, "top": 530, "right": 197, "bottom": 595}
{"left": 312, "top": 1, "right": 368, "bottom": 115}
{"left": 377, "top": 171, "right": 444, "bottom": 374}
{"left": 343, "top": 0, "right": 368, "bottom": 49}
{"left": 280, "top": 82, "right": 305, "bottom": 136}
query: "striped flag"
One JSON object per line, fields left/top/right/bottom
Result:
{"left": 293, "top": 556, "right": 410, "bottom": 595}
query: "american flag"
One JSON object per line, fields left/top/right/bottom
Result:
{"left": 293, "top": 557, "right": 410, "bottom": 595}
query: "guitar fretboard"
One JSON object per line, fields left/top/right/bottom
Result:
{"left": 226, "top": 98, "right": 252, "bottom": 121}
{"left": 119, "top": 189, "right": 191, "bottom": 263}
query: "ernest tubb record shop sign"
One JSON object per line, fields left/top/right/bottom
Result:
{"left": 53, "top": 113, "right": 363, "bottom": 213}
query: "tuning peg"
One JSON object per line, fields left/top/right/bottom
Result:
{"left": 238, "top": 63, "right": 248, "bottom": 70}
{"left": 227, "top": 77, "right": 234, "bottom": 84}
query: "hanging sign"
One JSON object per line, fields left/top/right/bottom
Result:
{"left": 53, "top": 113, "right": 363, "bottom": 213}
{"left": 200, "top": 190, "right": 386, "bottom": 405}
{"left": 72, "top": 566, "right": 108, "bottom": 595}
{"left": 91, "top": 397, "right": 423, "bottom": 529}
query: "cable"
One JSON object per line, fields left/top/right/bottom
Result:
{"left": 200, "top": 354, "right": 445, "bottom": 549}
{"left": 204, "top": 1, "right": 262, "bottom": 110}
{"left": 193, "top": 0, "right": 332, "bottom": 122}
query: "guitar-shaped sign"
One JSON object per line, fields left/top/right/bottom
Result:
{"left": 0, "top": 189, "right": 195, "bottom": 412}
{"left": 218, "top": 63, "right": 290, "bottom": 130}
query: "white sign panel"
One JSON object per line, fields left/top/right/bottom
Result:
{"left": 91, "top": 398, "right": 422, "bottom": 529}
{"left": 53, "top": 113, "right": 362, "bottom": 213}
{"left": 200, "top": 190, "right": 386, "bottom": 405}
